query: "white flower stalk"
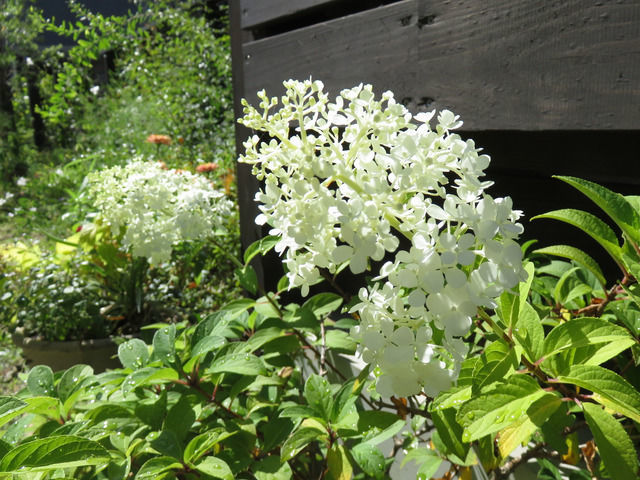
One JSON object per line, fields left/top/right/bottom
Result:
{"left": 87, "top": 159, "right": 233, "bottom": 265}
{"left": 239, "top": 79, "right": 526, "bottom": 398}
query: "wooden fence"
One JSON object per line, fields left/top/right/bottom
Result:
{"left": 230, "top": 0, "right": 640, "bottom": 287}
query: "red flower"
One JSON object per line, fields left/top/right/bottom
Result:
{"left": 196, "top": 162, "right": 219, "bottom": 173}
{"left": 146, "top": 134, "right": 172, "bottom": 145}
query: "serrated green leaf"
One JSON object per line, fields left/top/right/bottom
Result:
{"left": 457, "top": 375, "right": 547, "bottom": 442}
{"left": 532, "top": 209, "right": 623, "bottom": 268}
{"left": 583, "top": 402, "right": 638, "bottom": 480}
{"left": 542, "top": 317, "right": 634, "bottom": 366}
{"left": 351, "top": 443, "right": 385, "bottom": 479}
{"left": 0, "top": 435, "right": 110, "bottom": 472}
{"left": 472, "top": 339, "right": 518, "bottom": 391}
{"left": 554, "top": 176, "right": 640, "bottom": 248}
{"left": 513, "top": 302, "right": 544, "bottom": 363}
{"left": 498, "top": 393, "right": 561, "bottom": 458}
{"left": 533, "top": 245, "right": 606, "bottom": 289}
{"left": 118, "top": 338, "right": 149, "bottom": 369}
{"left": 557, "top": 365, "right": 640, "bottom": 423}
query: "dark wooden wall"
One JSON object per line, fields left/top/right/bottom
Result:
{"left": 231, "top": 0, "right": 640, "bottom": 287}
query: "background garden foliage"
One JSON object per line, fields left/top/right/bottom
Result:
{"left": 1, "top": 2, "right": 640, "bottom": 480}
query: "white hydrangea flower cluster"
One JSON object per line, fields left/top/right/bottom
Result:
{"left": 239, "top": 79, "right": 526, "bottom": 398}
{"left": 87, "top": 159, "right": 233, "bottom": 265}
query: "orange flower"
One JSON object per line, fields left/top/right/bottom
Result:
{"left": 146, "top": 134, "right": 172, "bottom": 145}
{"left": 223, "top": 170, "right": 235, "bottom": 195}
{"left": 157, "top": 160, "right": 168, "bottom": 170}
{"left": 196, "top": 162, "right": 219, "bottom": 173}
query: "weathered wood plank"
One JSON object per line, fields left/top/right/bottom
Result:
{"left": 240, "top": 0, "right": 640, "bottom": 130}
{"left": 240, "top": 0, "right": 341, "bottom": 30}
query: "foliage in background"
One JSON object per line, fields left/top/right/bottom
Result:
{"left": 0, "top": 0, "right": 239, "bottom": 370}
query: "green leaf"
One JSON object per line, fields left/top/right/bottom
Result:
{"left": 302, "top": 293, "right": 343, "bottom": 318}
{"left": 432, "top": 385, "right": 472, "bottom": 411}
{"left": 243, "top": 235, "right": 279, "bottom": 265}
{"left": 165, "top": 395, "right": 195, "bottom": 442}
{"left": 118, "top": 338, "right": 149, "bottom": 369}
{"left": 533, "top": 245, "right": 606, "bottom": 289}
{"left": 351, "top": 443, "right": 385, "bottom": 479}
{"left": 184, "top": 429, "right": 236, "bottom": 466}
{"left": 401, "top": 447, "right": 441, "bottom": 470}
{"left": 153, "top": 324, "right": 177, "bottom": 366}
{"left": 542, "top": 317, "right": 634, "bottom": 368}
{"left": 58, "top": 364, "right": 94, "bottom": 411}
{"left": 554, "top": 176, "right": 640, "bottom": 248}
{"left": 252, "top": 455, "right": 293, "bottom": 480}
{"left": 27, "top": 366, "right": 55, "bottom": 397}
{"left": 221, "top": 298, "right": 256, "bottom": 319}
{"left": 417, "top": 454, "right": 444, "bottom": 479}
{"left": 472, "top": 339, "right": 518, "bottom": 391}
{"left": 150, "top": 430, "right": 182, "bottom": 460}
{"left": 122, "top": 367, "right": 179, "bottom": 395}
{"left": 583, "top": 402, "right": 638, "bottom": 480}
{"left": 330, "top": 379, "right": 358, "bottom": 424}
{"left": 194, "top": 456, "right": 234, "bottom": 480}
{"left": 237, "top": 265, "right": 258, "bottom": 295}
{"left": 457, "top": 375, "right": 547, "bottom": 442}
{"left": 431, "top": 408, "right": 468, "bottom": 460}
{"left": 255, "top": 295, "right": 281, "bottom": 319}
{"left": 557, "top": 365, "right": 640, "bottom": 423}
{"left": 324, "top": 329, "right": 357, "bottom": 354}
{"left": 280, "top": 426, "right": 329, "bottom": 461}
{"left": 134, "top": 391, "right": 166, "bottom": 430}
{"left": 0, "top": 435, "right": 110, "bottom": 472}
{"left": 361, "top": 417, "right": 405, "bottom": 447}
{"left": 259, "top": 417, "right": 294, "bottom": 453}
{"left": 513, "top": 302, "right": 544, "bottom": 362}
{"left": 134, "top": 456, "right": 183, "bottom": 479}
{"left": 206, "top": 352, "right": 266, "bottom": 376}
{"left": 304, "top": 375, "right": 333, "bottom": 420}
{"left": 532, "top": 209, "right": 623, "bottom": 267}
{"left": 190, "top": 335, "right": 226, "bottom": 359}
{"left": 240, "top": 327, "right": 285, "bottom": 354}
{"left": 0, "top": 396, "right": 28, "bottom": 429}
{"left": 497, "top": 394, "right": 561, "bottom": 458}
{"left": 327, "top": 443, "right": 353, "bottom": 480}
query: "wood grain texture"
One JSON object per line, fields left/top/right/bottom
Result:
{"left": 240, "top": 0, "right": 340, "bottom": 30}
{"left": 239, "top": 0, "right": 640, "bottom": 130}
